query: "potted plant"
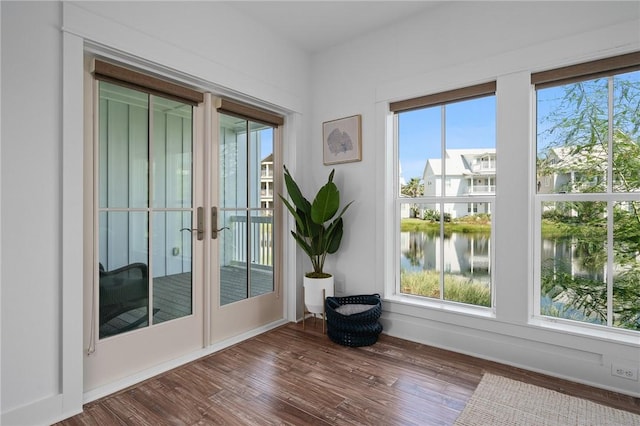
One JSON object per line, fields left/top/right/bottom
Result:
{"left": 279, "top": 165, "right": 353, "bottom": 314}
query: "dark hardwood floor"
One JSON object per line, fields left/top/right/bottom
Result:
{"left": 57, "top": 321, "right": 640, "bottom": 425}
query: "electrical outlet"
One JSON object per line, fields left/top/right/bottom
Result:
{"left": 611, "top": 363, "right": 639, "bottom": 381}
{"left": 335, "top": 280, "right": 345, "bottom": 293}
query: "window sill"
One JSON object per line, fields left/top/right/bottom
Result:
{"left": 383, "top": 295, "right": 639, "bottom": 347}
{"left": 528, "top": 317, "right": 640, "bottom": 347}
{"left": 383, "top": 293, "right": 495, "bottom": 320}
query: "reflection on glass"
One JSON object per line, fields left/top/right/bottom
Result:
{"left": 153, "top": 97, "right": 193, "bottom": 208}
{"left": 152, "top": 211, "right": 193, "bottom": 324}
{"left": 613, "top": 201, "right": 640, "bottom": 330}
{"left": 399, "top": 203, "right": 491, "bottom": 307}
{"left": 98, "top": 211, "right": 149, "bottom": 338}
{"left": 99, "top": 81, "right": 149, "bottom": 208}
{"left": 540, "top": 201, "right": 607, "bottom": 325}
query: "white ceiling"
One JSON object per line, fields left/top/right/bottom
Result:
{"left": 226, "top": 1, "right": 443, "bottom": 53}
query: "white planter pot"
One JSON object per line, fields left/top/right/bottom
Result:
{"left": 303, "top": 275, "right": 334, "bottom": 314}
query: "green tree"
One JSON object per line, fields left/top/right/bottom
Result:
{"left": 401, "top": 177, "right": 424, "bottom": 218}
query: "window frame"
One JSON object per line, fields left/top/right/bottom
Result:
{"left": 391, "top": 82, "right": 497, "bottom": 311}
{"left": 531, "top": 52, "right": 640, "bottom": 336}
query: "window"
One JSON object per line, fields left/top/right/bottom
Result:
{"left": 391, "top": 82, "right": 496, "bottom": 307}
{"left": 533, "top": 52, "right": 640, "bottom": 333}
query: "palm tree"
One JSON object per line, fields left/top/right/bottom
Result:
{"left": 401, "top": 177, "right": 424, "bottom": 218}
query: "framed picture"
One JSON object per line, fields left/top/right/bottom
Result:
{"left": 322, "top": 114, "right": 362, "bottom": 165}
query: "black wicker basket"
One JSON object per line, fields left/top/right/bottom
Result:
{"left": 327, "top": 323, "right": 383, "bottom": 347}
{"left": 325, "top": 294, "right": 382, "bottom": 346}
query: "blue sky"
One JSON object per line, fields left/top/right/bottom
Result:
{"left": 398, "top": 96, "right": 497, "bottom": 180}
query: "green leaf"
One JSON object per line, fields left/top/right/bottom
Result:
{"left": 311, "top": 181, "right": 339, "bottom": 224}
{"left": 326, "top": 218, "right": 343, "bottom": 254}
{"left": 282, "top": 165, "right": 311, "bottom": 215}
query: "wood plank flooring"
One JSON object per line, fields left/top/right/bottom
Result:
{"left": 57, "top": 322, "right": 640, "bottom": 425}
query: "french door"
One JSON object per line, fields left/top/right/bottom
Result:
{"left": 84, "top": 76, "right": 206, "bottom": 391}
{"left": 84, "top": 61, "right": 284, "bottom": 392}
{"left": 208, "top": 104, "right": 283, "bottom": 343}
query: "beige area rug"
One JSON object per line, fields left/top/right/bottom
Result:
{"left": 454, "top": 373, "right": 640, "bottom": 426}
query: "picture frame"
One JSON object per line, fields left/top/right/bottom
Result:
{"left": 322, "top": 114, "right": 362, "bottom": 165}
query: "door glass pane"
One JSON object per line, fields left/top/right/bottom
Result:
{"left": 220, "top": 113, "right": 247, "bottom": 209}
{"left": 99, "top": 82, "right": 149, "bottom": 208}
{"left": 153, "top": 98, "right": 193, "bottom": 208}
{"left": 250, "top": 210, "right": 274, "bottom": 297}
{"left": 249, "top": 122, "right": 273, "bottom": 209}
{"left": 218, "top": 113, "right": 276, "bottom": 305}
{"left": 220, "top": 210, "right": 248, "bottom": 305}
{"left": 150, "top": 96, "right": 194, "bottom": 323}
{"left": 98, "top": 211, "right": 149, "bottom": 338}
{"left": 153, "top": 211, "right": 193, "bottom": 324}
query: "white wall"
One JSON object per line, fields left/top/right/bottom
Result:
{"left": 310, "top": 1, "right": 640, "bottom": 398}
{"left": 1, "top": 1, "right": 64, "bottom": 422}
{"left": 1, "top": 1, "right": 310, "bottom": 424}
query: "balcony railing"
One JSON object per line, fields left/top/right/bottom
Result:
{"left": 469, "top": 163, "right": 496, "bottom": 173}
{"left": 467, "top": 185, "right": 496, "bottom": 194}
{"left": 228, "top": 215, "right": 273, "bottom": 267}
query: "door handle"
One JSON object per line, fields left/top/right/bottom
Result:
{"left": 211, "top": 206, "right": 229, "bottom": 239}
{"left": 179, "top": 207, "right": 204, "bottom": 241}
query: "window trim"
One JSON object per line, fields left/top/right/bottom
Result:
{"left": 532, "top": 52, "right": 640, "bottom": 334}
{"left": 392, "top": 82, "right": 497, "bottom": 310}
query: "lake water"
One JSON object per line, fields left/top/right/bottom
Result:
{"left": 400, "top": 231, "right": 491, "bottom": 285}
{"left": 400, "top": 231, "right": 606, "bottom": 284}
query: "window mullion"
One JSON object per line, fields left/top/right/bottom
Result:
{"left": 148, "top": 94, "right": 155, "bottom": 326}
{"left": 607, "top": 77, "right": 614, "bottom": 193}
{"left": 606, "top": 77, "right": 615, "bottom": 327}
{"left": 607, "top": 202, "right": 614, "bottom": 327}
{"left": 439, "top": 106, "right": 446, "bottom": 300}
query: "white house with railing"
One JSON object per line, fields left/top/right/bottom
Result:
{"left": 423, "top": 148, "right": 496, "bottom": 218}
{"left": 260, "top": 153, "right": 274, "bottom": 210}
